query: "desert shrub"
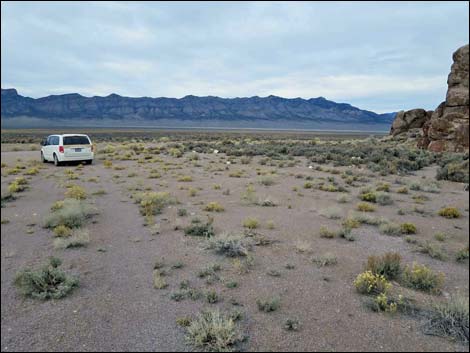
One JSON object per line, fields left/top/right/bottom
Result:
{"left": 257, "top": 297, "right": 280, "bottom": 312}
{"left": 402, "top": 263, "right": 444, "bottom": 294}
{"left": 258, "top": 176, "right": 275, "bottom": 186}
{"left": 354, "top": 271, "right": 391, "bottom": 295}
{"left": 168, "top": 148, "right": 183, "bottom": 158}
{"left": 356, "top": 202, "right": 375, "bottom": 212}
{"left": 137, "top": 192, "right": 175, "bottom": 217}
{"left": 204, "top": 202, "right": 225, "bottom": 212}
{"left": 318, "top": 206, "right": 341, "bottom": 219}
{"left": 417, "top": 241, "right": 447, "bottom": 261}
{"left": 360, "top": 192, "right": 377, "bottom": 203}
{"left": 350, "top": 212, "right": 383, "bottom": 226}
{"left": 241, "top": 185, "right": 257, "bottom": 204}
{"left": 44, "top": 199, "right": 96, "bottom": 229}
{"left": 438, "top": 207, "right": 461, "bottom": 219}
{"left": 197, "top": 263, "right": 222, "bottom": 283}
{"left": 25, "top": 167, "right": 39, "bottom": 175}
{"left": 8, "top": 177, "right": 28, "bottom": 193}
{"left": 205, "top": 233, "right": 249, "bottom": 257}
{"left": 177, "top": 175, "right": 193, "bottom": 182}
{"left": 281, "top": 318, "right": 300, "bottom": 332}
{"left": 365, "top": 253, "right": 402, "bottom": 280}
{"left": 242, "top": 217, "right": 259, "bottom": 229}
{"left": 400, "top": 222, "right": 417, "bottom": 234}
{"left": 371, "top": 293, "right": 403, "bottom": 314}
{"left": 342, "top": 217, "right": 360, "bottom": 229}
{"left": 434, "top": 232, "right": 446, "bottom": 242}
{"left": 205, "top": 290, "right": 219, "bottom": 304}
{"left": 153, "top": 270, "right": 168, "bottom": 289}
{"left": 436, "top": 153, "right": 469, "bottom": 183}
{"left": 232, "top": 254, "right": 255, "bottom": 274}
{"left": 376, "top": 182, "right": 390, "bottom": 192}
{"left": 376, "top": 192, "right": 393, "bottom": 205}
{"left": 177, "top": 208, "right": 188, "bottom": 217}
{"left": 185, "top": 310, "right": 242, "bottom": 352}
{"left": 303, "top": 181, "right": 313, "bottom": 189}
{"left": 53, "top": 228, "right": 90, "bottom": 249}
{"left": 312, "top": 253, "right": 337, "bottom": 267}
{"left": 379, "top": 222, "right": 401, "bottom": 236}
{"left": 396, "top": 186, "right": 409, "bottom": 194}
{"left": 65, "top": 185, "right": 87, "bottom": 200}
{"left": 319, "top": 226, "right": 336, "bottom": 238}
{"left": 14, "top": 257, "right": 78, "bottom": 299}
{"left": 184, "top": 220, "right": 215, "bottom": 237}
{"left": 336, "top": 194, "right": 350, "bottom": 203}
{"left": 53, "top": 224, "right": 72, "bottom": 237}
{"left": 423, "top": 295, "right": 469, "bottom": 343}
{"left": 103, "top": 160, "right": 113, "bottom": 168}
{"left": 188, "top": 187, "right": 198, "bottom": 197}
{"left": 257, "top": 197, "right": 277, "bottom": 207}
{"left": 456, "top": 246, "right": 469, "bottom": 262}
{"left": 1, "top": 192, "right": 16, "bottom": 208}
{"left": 51, "top": 200, "right": 65, "bottom": 211}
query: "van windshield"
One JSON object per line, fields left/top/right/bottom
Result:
{"left": 63, "top": 136, "right": 90, "bottom": 145}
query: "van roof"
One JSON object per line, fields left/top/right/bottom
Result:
{"left": 48, "top": 134, "right": 90, "bottom": 137}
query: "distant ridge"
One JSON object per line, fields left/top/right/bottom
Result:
{"left": 1, "top": 88, "right": 395, "bottom": 130}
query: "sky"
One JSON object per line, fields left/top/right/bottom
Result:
{"left": 1, "top": 1, "right": 469, "bottom": 113}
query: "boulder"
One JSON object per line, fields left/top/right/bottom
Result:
{"left": 390, "top": 108, "right": 430, "bottom": 136}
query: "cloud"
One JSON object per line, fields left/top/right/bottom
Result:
{"left": 1, "top": 1, "right": 468, "bottom": 112}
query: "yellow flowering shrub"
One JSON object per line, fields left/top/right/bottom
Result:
{"left": 354, "top": 271, "right": 391, "bottom": 294}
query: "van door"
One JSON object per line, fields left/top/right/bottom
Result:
{"left": 44, "top": 136, "right": 53, "bottom": 160}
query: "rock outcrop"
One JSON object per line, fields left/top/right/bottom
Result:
{"left": 426, "top": 44, "right": 469, "bottom": 152}
{"left": 390, "top": 44, "right": 469, "bottom": 152}
{"left": 390, "top": 108, "right": 432, "bottom": 136}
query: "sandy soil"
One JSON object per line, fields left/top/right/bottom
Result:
{"left": 1, "top": 147, "right": 468, "bottom": 352}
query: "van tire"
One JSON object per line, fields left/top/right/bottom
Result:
{"left": 53, "top": 154, "right": 61, "bottom": 166}
{"left": 85, "top": 159, "right": 93, "bottom": 165}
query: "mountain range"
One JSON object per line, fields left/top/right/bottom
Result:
{"left": 1, "top": 88, "right": 395, "bottom": 130}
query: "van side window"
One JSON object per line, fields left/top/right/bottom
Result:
{"left": 52, "top": 136, "right": 60, "bottom": 145}
{"left": 46, "top": 136, "right": 52, "bottom": 145}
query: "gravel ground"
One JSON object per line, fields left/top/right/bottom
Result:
{"left": 1, "top": 149, "right": 468, "bottom": 352}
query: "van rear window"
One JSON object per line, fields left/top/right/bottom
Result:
{"left": 63, "top": 136, "right": 90, "bottom": 145}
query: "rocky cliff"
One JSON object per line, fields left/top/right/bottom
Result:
{"left": 391, "top": 44, "right": 469, "bottom": 152}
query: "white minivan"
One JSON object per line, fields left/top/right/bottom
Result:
{"left": 41, "top": 134, "right": 94, "bottom": 166}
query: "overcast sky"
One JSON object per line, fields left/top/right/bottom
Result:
{"left": 1, "top": 1, "right": 468, "bottom": 113}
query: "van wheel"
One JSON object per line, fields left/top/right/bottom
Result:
{"left": 41, "top": 152, "right": 47, "bottom": 163}
{"left": 86, "top": 159, "right": 93, "bottom": 165}
{"left": 53, "top": 154, "right": 61, "bottom": 166}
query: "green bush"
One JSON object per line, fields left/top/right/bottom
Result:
{"left": 400, "top": 222, "right": 417, "bottom": 234}
{"left": 354, "top": 271, "right": 391, "bottom": 295}
{"left": 257, "top": 297, "right": 280, "bottom": 312}
{"left": 376, "top": 192, "right": 393, "bottom": 205}
{"left": 53, "top": 228, "right": 90, "bottom": 249}
{"left": 44, "top": 199, "right": 96, "bottom": 229}
{"left": 14, "top": 257, "right": 78, "bottom": 299}
{"left": 205, "top": 233, "right": 249, "bottom": 257}
{"left": 423, "top": 295, "right": 469, "bottom": 343}
{"left": 185, "top": 310, "right": 242, "bottom": 352}
{"left": 402, "top": 263, "right": 444, "bottom": 294}
{"left": 204, "top": 202, "right": 225, "bottom": 212}
{"left": 438, "top": 207, "right": 461, "bottom": 219}
{"left": 436, "top": 153, "right": 469, "bottom": 183}
{"left": 365, "top": 252, "right": 402, "bottom": 280}
{"left": 184, "top": 221, "right": 215, "bottom": 237}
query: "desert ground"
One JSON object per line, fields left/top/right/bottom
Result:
{"left": 1, "top": 130, "right": 469, "bottom": 352}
